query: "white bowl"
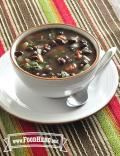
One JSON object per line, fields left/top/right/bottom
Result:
{"left": 10, "top": 24, "right": 100, "bottom": 98}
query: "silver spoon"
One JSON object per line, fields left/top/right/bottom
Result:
{"left": 66, "top": 47, "right": 117, "bottom": 107}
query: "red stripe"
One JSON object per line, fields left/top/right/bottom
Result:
{"left": 53, "top": 0, "right": 108, "bottom": 50}
{"left": 53, "top": 0, "right": 120, "bottom": 127}
{"left": 0, "top": 41, "right": 5, "bottom": 57}
{"left": 18, "top": 119, "right": 48, "bottom": 156}
{"left": 53, "top": 0, "right": 76, "bottom": 26}
{"left": 108, "top": 96, "right": 120, "bottom": 127}
{"left": 0, "top": 42, "right": 48, "bottom": 156}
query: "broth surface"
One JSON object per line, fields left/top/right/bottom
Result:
{"left": 15, "top": 28, "right": 97, "bottom": 78}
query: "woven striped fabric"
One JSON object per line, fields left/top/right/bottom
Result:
{"left": 0, "top": 0, "right": 120, "bottom": 155}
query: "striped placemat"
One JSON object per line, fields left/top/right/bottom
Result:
{"left": 0, "top": 0, "right": 120, "bottom": 155}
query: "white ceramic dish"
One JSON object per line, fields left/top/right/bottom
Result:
{"left": 10, "top": 24, "right": 100, "bottom": 98}
{"left": 0, "top": 52, "right": 118, "bottom": 123}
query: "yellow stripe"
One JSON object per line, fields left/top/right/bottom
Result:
{"left": 35, "top": 0, "right": 48, "bottom": 23}
{"left": 48, "top": 0, "right": 63, "bottom": 23}
{"left": 93, "top": 116, "right": 115, "bottom": 156}
{"left": 10, "top": 117, "right": 34, "bottom": 156}
{"left": 104, "top": 107, "right": 120, "bottom": 132}
{"left": 38, "top": 0, "right": 63, "bottom": 23}
{"left": 33, "top": 0, "right": 48, "bottom": 24}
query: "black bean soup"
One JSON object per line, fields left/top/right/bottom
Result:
{"left": 15, "top": 28, "right": 97, "bottom": 78}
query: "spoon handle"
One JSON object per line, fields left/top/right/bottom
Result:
{"left": 96, "top": 47, "right": 117, "bottom": 75}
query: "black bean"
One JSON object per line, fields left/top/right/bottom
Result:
{"left": 33, "top": 46, "right": 37, "bottom": 51}
{"left": 80, "top": 40, "right": 87, "bottom": 44}
{"left": 14, "top": 51, "right": 23, "bottom": 57}
{"left": 56, "top": 73, "right": 62, "bottom": 78}
{"left": 49, "top": 72, "right": 55, "bottom": 77}
{"left": 44, "top": 44, "right": 51, "bottom": 51}
{"left": 56, "top": 39, "right": 63, "bottom": 45}
{"left": 57, "top": 57, "right": 66, "bottom": 65}
{"left": 41, "top": 49, "right": 48, "bottom": 55}
{"left": 49, "top": 40, "right": 57, "bottom": 47}
{"left": 58, "top": 31, "right": 64, "bottom": 35}
{"left": 64, "top": 55, "right": 69, "bottom": 60}
{"left": 32, "top": 51, "right": 38, "bottom": 56}
{"left": 56, "top": 35, "right": 68, "bottom": 44}
{"left": 67, "top": 39, "right": 76, "bottom": 45}
{"left": 82, "top": 59, "right": 89, "bottom": 65}
{"left": 64, "top": 55, "right": 72, "bottom": 63}
{"left": 82, "top": 47, "right": 92, "bottom": 54}
{"left": 79, "top": 40, "right": 88, "bottom": 49}
{"left": 29, "top": 55, "right": 38, "bottom": 61}
{"left": 83, "top": 55, "right": 90, "bottom": 62}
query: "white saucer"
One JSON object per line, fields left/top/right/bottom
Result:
{"left": 0, "top": 52, "right": 119, "bottom": 123}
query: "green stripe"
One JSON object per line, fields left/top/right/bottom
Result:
{"left": 0, "top": 110, "right": 29, "bottom": 156}
{"left": 96, "top": 110, "right": 120, "bottom": 156}
{"left": 38, "top": 0, "right": 60, "bottom": 23}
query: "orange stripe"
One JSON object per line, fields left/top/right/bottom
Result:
{"left": 53, "top": 0, "right": 76, "bottom": 25}
{"left": 104, "top": 107, "right": 120, "bottom": 133}
{"left": 10, "top": 117, "right": 34, "bottom": 156}
{"left": 50, "top": 0, "right": 63, "bottom": 23}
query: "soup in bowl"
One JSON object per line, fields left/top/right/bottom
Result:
{"left": 10, "top": 24, "right": 100, "bottom": 98}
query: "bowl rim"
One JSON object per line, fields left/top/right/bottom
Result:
{"left": 10, "top": 23, "right": 100, "bottom": 81}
